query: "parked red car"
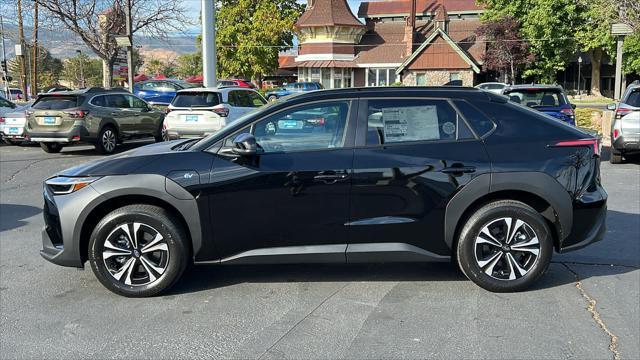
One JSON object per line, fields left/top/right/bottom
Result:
{"left": 218, "top": 79, "right": 256, "bottom": 89}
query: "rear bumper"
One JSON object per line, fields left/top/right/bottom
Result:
{"left": 166, "top": 128, "right": 221, "bottom": 140}
{"left": 0, "top": 124, "right": 27, "bottom": 139}
{"left": 29, "top": 125, "right": 90, "bottom": 143}
{"left": 612, "top": 134, "right": 640, "bottom": 153}
{"left": 558, "top": 184, "right": 608, "bottom": 253}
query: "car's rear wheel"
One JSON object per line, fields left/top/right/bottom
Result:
{"left": 95, "top": 126, "right": 117, "bottom": 154}
{"left": 88, "top": 204, "right": 189, "bottom": 297}
{"left": 40, "top": 142, "right": 63, "bottom": 153}
{"left": 456, "top": 200, "right": 552, "bottom": 292}
{"left": 610, "top": 149, "right": 623, "bottom": 164}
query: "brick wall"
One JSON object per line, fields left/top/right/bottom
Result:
{"left": 401, "top": 70, "right": 474, "bottom": 86}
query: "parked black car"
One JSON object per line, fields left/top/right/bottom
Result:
{"left": 41, "top": 87, "right": 607, "bottom": 297}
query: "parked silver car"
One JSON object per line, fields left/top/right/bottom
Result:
{"left": 607, "top": 81, "right": 640, "bottom": 163}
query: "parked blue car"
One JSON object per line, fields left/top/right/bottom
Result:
{"left": 133, "top": 80, "right": 197, "bottom": 106}
{"left": 265, "top": 82, "right": 323, "bottom": 101}
{"left": 502, "top": 84, "right": 576, "bottom": 125}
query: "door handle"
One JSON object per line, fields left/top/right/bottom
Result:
{"left": 441, "top": 166, "right": 476, "bottom": 175}
{"left": 314, "top": 172, "right": 349, "bottom": 184}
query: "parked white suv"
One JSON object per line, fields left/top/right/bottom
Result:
{"left": 163, "top": 87, "right": 267, "bottom": 140}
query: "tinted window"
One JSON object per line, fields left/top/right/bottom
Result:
{"left": 0, "top": 97, "right": 13, "bottom": 108}
{"left": 33, "top": 96, "right": 81, "bottom": 110}
{"left": 253, "top": 101, "right": 349, "bottom": 153}
{"left": 229, "top": 91, "right": 261, "bottom": 107}
{"left": 504, "top": 89, "right": 566, "bottom": 107}
{"left": 624, "top": 89, "right": 640, "bottom": 107}
{"left": 106, "top": 94, "right": 130, "bottom": 108}
{"left": 365, "top": 99, "right": 470, "bottom": 145}
{"left": 454, "top": 100, "right": 495, "bottom": 137}
{"left": 482, "top": 84, "right": 504, "bottom": 90}
{"left": 91, "top": 95, "right": 106, "bottom": 107}
{"left": 247, "top": 92, "right": 266, "bottom": 107}
{"left": 172, "top": 92, "right": 220, "bottom": 107}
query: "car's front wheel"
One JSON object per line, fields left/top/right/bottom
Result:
{"left": 88, "top": 204, "right": 190, "bottom": 297}
{"left": 456, "top": 200, "right": 552, "bottom": 292}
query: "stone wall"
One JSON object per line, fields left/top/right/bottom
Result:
{"left": 401, "top": 70, "right": 474, "bottom": 86}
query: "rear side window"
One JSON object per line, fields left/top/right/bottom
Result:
{"left": 91, "top": 95, "right": 106, "bottom": 107}
{"left": 624, "top": 89, "right": 640, "bottom": 107}
{"left": 172, "top": 92, "right": 220, "bottom": 107}
{"left": 454, "top": 100, "right": 495, "bottom": 137}
{"left": 33, "top": 96, "right": 82, "bottom": 110}
{"left": 365, "top": 99, "right": 473, "bottom": 145}
{"left": 504, "top": 89, "right": 566, "bottom": 107}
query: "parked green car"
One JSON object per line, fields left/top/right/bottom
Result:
{"left": 27, "top": 87, "right": 165, "bottom": 154}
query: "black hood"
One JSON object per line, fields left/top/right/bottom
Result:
{"left": 56, "top": 140, "right": 188, "bottom": 177}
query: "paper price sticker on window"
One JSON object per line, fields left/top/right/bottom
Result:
{"left": 382, "top": 105, "right": 440, "bottom": 142}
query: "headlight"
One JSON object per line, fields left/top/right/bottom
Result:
{"left": 45, "top": 176, "right": 101, "bottom": 195}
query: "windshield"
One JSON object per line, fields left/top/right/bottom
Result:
{"left": 171, "top": 92, "right": 220, "bottom": 107}
{"left": 504, "top": 89, "right": 566, "bottom": 107}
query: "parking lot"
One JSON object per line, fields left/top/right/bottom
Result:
{"left": 0, "top": 141, "right": 638, "bottom": 359}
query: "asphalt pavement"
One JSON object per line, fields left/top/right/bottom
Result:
{"left": 0, "top": 141, "right": 638, "bottom": 359}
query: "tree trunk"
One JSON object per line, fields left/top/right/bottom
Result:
{"left": 32, "top": 1, "right": 38, "bottom": 96}
{"left": 102, "top": 59, "right": 113, "bottom": 88}
{"left": 588, "top": 48, "right": 603, "bottom": 97}
{"left": 510, "top": 59, "right": 515, "bottom": 85}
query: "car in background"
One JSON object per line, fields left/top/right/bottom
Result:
{"left": 261, "top": 80, "right": 283, "bottom": 90}
{"left": 0, "top": 94, "right": 17, "bottom": 116}
{"left": 0, "top": 109, "right": 29, "bottom": 144}
{"left": 163, "top": 87, "right": 266, "bottom": 140}
{"left": 133, "top": 79, "right": 197, "bottom": 106}
{"left": 502, "top": 84, "right": 576, "bottom": 125}
{"left": 607, "top": 81, "right": 640, "bottom": 163}
{"left": 8, "top": 88, "right": 25, "bottom": 101}
{"left": 264, "top": 82, "right": 323, "bottom": 102}
{"left": 475, "top": 82, "right": 508, "bottom": 94}
{"left": 217, "top": 79, "right": 256, "bottom": 89}
{"left": 26, "top": 87, "right": 165, "bottom": 154}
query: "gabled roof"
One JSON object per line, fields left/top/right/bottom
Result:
{"left": 396, "top": 27, "right": 480, "bottom": 74}
{"left": 359, "top": 0, "right": 482, "bottom": 18}
{"left": 296, "top": 0, "right": 364, "bottom": 28}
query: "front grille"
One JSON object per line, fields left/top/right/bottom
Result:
{"left": 43, "top": 201, "right": 63, "bottom": 247}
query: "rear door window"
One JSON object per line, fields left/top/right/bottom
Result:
{"left": 365, "top": 99, "right": 473, "bottom": 145}
{"left": 126, "top": 95, "right": 148, "bottom": 109}
{"left": 91, "top": 95, "right": 106, "bottom": 107}
{"left": 172, "top": 92, "right": 220, "bottom": 107}
{"left": 106, "top": 94, "right": 130, "bottom": 109}
{"left": 33, "top": 96, "right": 81, "bottom": 110}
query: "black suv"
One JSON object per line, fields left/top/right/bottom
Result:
{"left": 27, "top": 87, "right": 165, "bottom": 154}
{"left": 40, "top": 87, "right": 607, "bottom": 297}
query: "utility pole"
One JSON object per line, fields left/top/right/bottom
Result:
{"left": 125, "top": 0, "right": 134, "bottom": 93}
{"left": 0, "top": 15, "right": 9, "bottom": 98}
{"left": 17, "top": 0, "right": 28, "bottom": 98}
{"left": 201, "top": 0, "right": 217, "bottom": 88}
{"left": 32, "top": 0, "right": 39, "bottom": 96}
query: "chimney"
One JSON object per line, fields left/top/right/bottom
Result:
{"left": 403, "top": 0, "right": 417, "bottom": 56}
{"left": 435, "top": 1, "right": 449, "bottom": 33}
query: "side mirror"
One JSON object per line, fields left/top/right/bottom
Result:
{"left": 606, "top": 103, "right": 617, "bottom": 111}
{"left": 571, "top": 103, "right": 577, "bottom": 109}
{"left": 231, "top": 133, "right": 260, "bottom": 156}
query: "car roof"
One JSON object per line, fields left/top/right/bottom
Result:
{"left": 504, "top": 84, "right": 564, "bottom": 91}
{"left": 279, "top": 86, "right": 494, "bottom": 102}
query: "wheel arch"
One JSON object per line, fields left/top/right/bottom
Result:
{"left": 445, "top": 172, "right": 573, "bottom": 254}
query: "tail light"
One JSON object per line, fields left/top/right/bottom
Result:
{"left": 560, "top": 108, "right": 575, "bottom": 119}
{"left": 553, "top": 138, "right": 601, "bottom": 157}
{"left": 63, "top": 110, "right": 88, "bottom": 118}
{"left": 613, "top": 129, "right": 620, "bottom": 139}
{"left": 211, "top": 105, "right": 229, "bottom": 117}
{"left": 0, "top": 117, "right": 4, "bottom": 123}
{"left": 615, "top": 108, "right": 634, "bottom": 119}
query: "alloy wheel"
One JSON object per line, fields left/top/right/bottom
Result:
{"left": 102, "top": 222, "right": 170, "bottom": 286}
{"left": 473, "top": 217, "right": 540, "bottom": 281}
{"left": 102, "top": 129, "right": 116, "bottom": 153}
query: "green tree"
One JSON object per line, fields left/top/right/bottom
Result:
{"left": 480, "top": 0, "right": 583, "bottom": 83}
{"left": 215, "top": 0, "right": 303, "bottom": 82}
{"left": 61, "top": 54, "right": 104, "bottom": 88}
{"left": 623, "top": 33, "right": 640, "bottom": 75}
{"left": 175, "top": 52, "right": 202, "bottom": 78}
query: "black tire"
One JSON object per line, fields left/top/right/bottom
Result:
{"left": 456, "top": 200, "right": 553, "bottom": 292}
{"left": 95, "top": 126, "right": 118, "bottom": 154}
{"left": 154, "top": 119, "right": 165, "bottom": 142}
{"left": 610, "top": 149, "right": 623, "bottom": 164}
{"left": 40, "top": 142, "right": 63, "bottom": 153}
{"left": 88, "top": 204, "right": 190, "bottom": 297}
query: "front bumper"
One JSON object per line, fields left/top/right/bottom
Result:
{"left": 29, "top": 125, "right": 90, "bottom": 143}
{"left": 40, "top": 181, "right": 104, "bottom": 268}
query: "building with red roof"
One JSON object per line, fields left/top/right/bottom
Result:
{"left": 290, "top": 0, "right": 486, "bottom": 87}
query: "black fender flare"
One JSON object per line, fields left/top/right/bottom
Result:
{"left": 444, "top": 172, "right": 573, "bottom": 250}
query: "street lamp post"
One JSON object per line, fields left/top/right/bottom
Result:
{"left": 76, "top": 50, "right": 85, "bottom": 89}
{"left": 577, "top": 55, "right": 582, "bottom": 97}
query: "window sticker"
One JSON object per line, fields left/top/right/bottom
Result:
{"left": 382, "top": 105, "right": 440, "bottom": 142}
{"left": 442, "top": 121, "right": 456, "bottom": 135}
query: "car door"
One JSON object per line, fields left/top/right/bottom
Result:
{"left": 105, "top": 94, "right": 135, "bottom": 134}
{"left": 347, "top": 97, "right": 491, "bottom": 260}
{"left": 123, "top": 94, "right": 157, "bottom": 134}
{"left": 204, "top": 99, "right": 357, "bottom": 261}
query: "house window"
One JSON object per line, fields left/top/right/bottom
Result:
{"left": 416, "top": 73, "right": 427, "bottom": 86}
{"left": 366, "top": 68, "right": 396, "bottom": 87}
{"left": 367, "top": 69, "right": 377, "bottom": 87}
{"left": 449, "top": 72, "right": 460, "bottom": 81}
{"left": 311, "top": 68, "right": 321, "bottom": 80}
{"left": 344, "top": 69, "right": 352, "bottom": 88}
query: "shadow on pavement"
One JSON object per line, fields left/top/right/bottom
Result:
{"left": 57, "top": 139, "right": 156, "bottom": 156}
{"left": 0, "top": 203, "right": 42, "bottom": 232}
